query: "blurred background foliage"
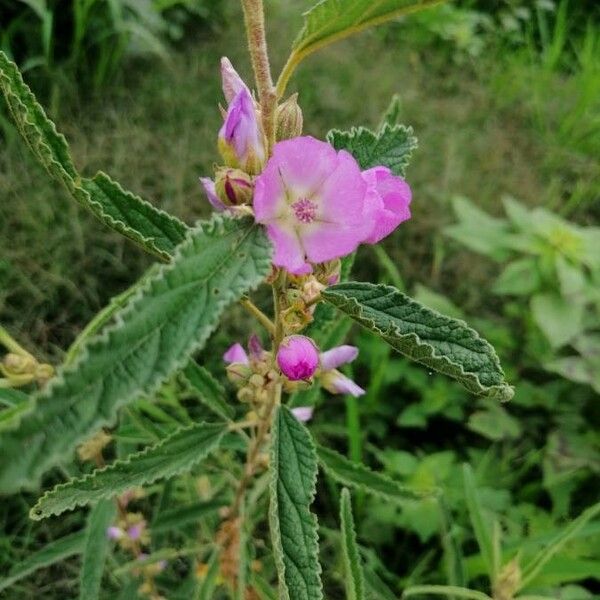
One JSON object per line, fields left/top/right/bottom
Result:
{"left": 0, "top": 0, "right": 599, "bottom": 598}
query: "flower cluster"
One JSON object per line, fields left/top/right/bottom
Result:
{"left": 201, "top": 57, "right": 411, "bottom": 414}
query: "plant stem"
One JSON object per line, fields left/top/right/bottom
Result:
{"left": 0, "top": 325, "right": 32, "bottom": 358}
{"left": 240, "top": 298, "right": 276, "bottom": 335}
{"left": 240, "top": 0, "right": 277, "bottom": 150}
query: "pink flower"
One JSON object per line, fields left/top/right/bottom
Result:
{"left": 253, "top": 136, "right": 371, "bottom": 275}
{"left": 223, "top": 343, "right": 249, "bottom": 365}
{"left": 291, "top": 406, "right": 314, "bottom": 422}
{"left": 218, "top": 88, "right": 265, "bottom": 174}
{"left": 127, "top": 523, "right": 145, "bottom": 541}
{"left": 319, "top": 344, "right": 365, "bottom": 397}
{"left": 200, "top": 177, "right": 227, "bottom": 212}
{"left": 361, "top": 166, "right": 411, "bottom": 244}
{"left": 220, "top": 57, "right": 250, "bottom": 104}
{"left": 107, "top": 526, "right": 124, "bottom": 540}
{"left": 277, "top": 335, "right": 319, "bottom": 381}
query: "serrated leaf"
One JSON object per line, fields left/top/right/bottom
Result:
{"left": 31, "top": 421, "right": 227, "bottom": 519}
{"left": 79, "top": 499, "right": 116, "bottom": 600}
{"left": 327, "top": 124, "right": 417, "bottom": 176}
{"left": 182, "top": 360, "right": 234, "bottom": 421}
{"left": 0, "top": 215, "right": 271, "bottom": 493}
{"left": 0, "top": 51, "right": 188, "bottom": 260}
{"left": 322, "top": 282, "right": 513, "bottom": 401}
{"left": 340, "top": 488, "right": 366, "bottom": 600}
{"left": 280, "top": 0, "right": 444, "bottom": 92}
{"left": 317, "top": 445, "right": 437, "bottom": 502}
{"left": 269, "top": 406, "right": 323, "bottom": 600}
{"left": 0, "top": 532, "right": 85, "bottom": 593}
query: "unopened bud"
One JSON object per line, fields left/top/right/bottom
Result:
{"left": 214, "top": 168, "right": 254, "bottom": 206}
{"left": 276, "top": 94, "right": 303, "bottom": 141}
{"left": 226, "top": 362, "right": 252, "bottom": 386}
{"left": 3, "top": 352, "right": 35, "bottom": 375}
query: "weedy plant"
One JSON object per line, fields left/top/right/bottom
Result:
{"left": 7, "top": 0, "right": 594, "bottom": 598}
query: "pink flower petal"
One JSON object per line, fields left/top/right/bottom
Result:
{"left": 277, "top": 335, "right": 320, "bottom": 381}
{"left": 320, "top": 345, "right": 359, "bottom": 371}
{"left": 223, "top": 343, "right": 249, "bottom": 365}
{"left": 291, "top": 406, "right": 314, "bottom": 422}
{"left": 221, "top": 57, "right": 250, "bottom": 104}
{"left": 327, "top": 371, "right": 365, "bottom": 397}
{"left": 199, "top": 177, "right": 226, "bottom": 212}
{"left": 266, "top": 224, "right": 312, "bottom": 275}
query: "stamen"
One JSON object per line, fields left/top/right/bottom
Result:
{"left": 292, "top": 198, "right": 317, "bottom": 223}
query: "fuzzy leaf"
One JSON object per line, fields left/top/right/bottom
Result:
{"left": 289, "top": 0, "right": 444, "bottom": 69}
{"left": 0, "top": 532, "right": 85, "bottom": 593}
{"left": 269, "top": 406, "right": 323, "bottom": 600}
{"left": 340, "top": 488, "right": 366, "bottom": 600}
{"left": 182, "top": 360, "right": 234, "bottom": 421}
{"left": 327, "top": 124, "right": 418, "bottom": 176}
{"left": 0, "top": 215, "right": 271, "bottom": 493}
{"left": 322, "top": 282, "right": 513, "bottom": 401}
{"left": 79, "top": 500, "right": 116, "bottom": 600}
{"left": 0, "top": 51, "right": 187, "bottom": 260}
{"left": 31, "top": 422, "right": 227, "bottom": 519}
{"left": 317, "top": 445, "right": 437, "bottom": 502}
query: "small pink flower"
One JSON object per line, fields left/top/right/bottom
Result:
{"left": 254, "top": 136, "right": 371, "bottom": 275}
{"left": 319, "top": 344, "right": 365, "bottom": 397}
{"left": 277, "top": 335, "right": 320, "bottom": 381}
{"left": 218, "top": 88, "right": 265, "bottom": 174}
{"left": 291, "top": 406, "right": 314, "bottom": 422}
{"left": 361, "top": 166, "right": 411, "bottom": 244}
{"left": 220, "top": 57, "right": 250, "bottom": 104}
{"left": 107, "top": 526, "right": 124, "bottom": 540}
{"left": 200, "top": 177, "right": 227, "bottom": 212}
{"left": 223, "top": 343, "right": 249, "bottom": 365}
{"left": 127, "top": 523, "right": 144, "bottom": 541}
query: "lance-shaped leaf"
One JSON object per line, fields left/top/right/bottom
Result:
{"left": 79, "top": 500, "right": 116, "bottom": 600}
{"left": 0, "top": 51, "right": 187, "bottom": 260}
{"left": 31, "top": 422, "right": 227, "bottom": 519}
{"left": 327, "top": 124, "right": 418, "bottom": 177}
{"left": 322, "top": 283, "right": 513, "bottom": 401}
{"left": 182, "top": 361, "right": 234, "bottom": 421}
{"left": 269, "top": 406, "right": 323, "bottom": 600}
{"left": 0, "top": 532, "right": 85, "bottom": 593}
{"left": 278, "top": 0, "right": 444, "bottom": 93}
{"left": 317, "top": 445, "right": 437, "bottom": 502}
{"left": 0, "top": 215, "right": 271, "bottom": 493}
{"left": 340, "top": 488, "right": 366, "bottom": 600}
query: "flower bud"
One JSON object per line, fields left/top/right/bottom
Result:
{"left": 276, "top": 335, "right": 319, "bottom": 381}
{"left": 275, "top": 93, "right": 303, "bottom": 141}
{"left": 218, "top": 88, "right": 266, "bottom": 175}
{"left": 214, "top": 168, "right": 254, "bottom": 206}
{"left": 220, "top": 57, "right": 250, "bottom": 104}
{"left": 226, "top": 362, "right": 252, "bottom": 386}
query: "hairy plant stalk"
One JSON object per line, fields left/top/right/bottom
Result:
{"left": 240, "top": 298, "right": 276, "bottom": 334}
{"left": 240, "top": 0, "right": 277, "bottom": 150}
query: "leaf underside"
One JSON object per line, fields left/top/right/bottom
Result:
{"left": 0, "top": 50, "right": 187, "bottom": 260}
{"left": 0, "top": 215, "right": 271, "bottom": 493}
{"left": 31, "top": 422, "right": 227, "bottom": 519}
{"left": 269, "top": 406, "right": 323, "bottom": 600}
{"left": 322, "top": 282, "right": 513, "bottom": 401}
{"left": 340, "top": 488, "right": 366, "bottom": 600}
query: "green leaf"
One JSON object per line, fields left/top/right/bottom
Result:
{"left": 531, "top": 293, "right": 584, "bottom": 349}
{"left": 269, "top": 405, "right": 323, "bottom": 600}
{"left": 317, "top": 445, "right": 437, "bottom": 502}
{"left": 0, "top": 215, "right": 271, "bottom": 493}
{"left": 403, "top": 585, "right": 492, "bottom": 600}
{"left": 279, "top": 0, "right": 445, "bottom": 92}
{"left": 197, "top": 548, "right": 221, "bottom": 600}
{"left": 340, "top": 488, "right": 366, "bottom": 600}
{"left": 492, "top": 258, "right": 541, "bottom": 296}
{"left": 79, "top": 500, "right": 116, "bottom": 600}
{"left": 462, "top": 464, "right": 496, "bottom": 583}
{"left": 151, "top": 498, "right": 226, "bottom": 533}
{"left": 31, "top": 421, "right": 227, "bottom": 519}
{"left": 322, "top": 282, "right": 513, "bottom": 401}
{"left": 467, "top": 403, "right": 522, "bottom": 441}
{"left": 182, "top": 360, "right": 234, "bottom": 421}
{"left": 0, "top": 532, "right": 85, "bottom": 593}
{"left": 0, "top": 51, "right": 188, "bottom": 260}
{"left": 0, "top": 387, "right": 28, "bottom": 407}
{"left": 327, "top": 124, "right": 418, "bottom": 176}
{"left": 519, "top": 501, "right": 600, "bottom": 591}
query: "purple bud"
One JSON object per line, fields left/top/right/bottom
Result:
{"left": 248, "top": 334, "right": 264, "bottom": 360}
{"left": 218, "top": 88, "right": 265, "bottom": 175}
{"left": 320, "top": 345, "right": 359, "bottom": 371}
{"left": 291, "top": 406, "right": 314, "bottom": 422}
{"left": 221, "top": 57, "right": 250, "bottom": 105}
{"left": 107, "top": 526, "right": 124, "bottom": 540}
{"left": 223, "top": 343, "right": 249, "bottom": 365}
{"left": 277, "top": 335, "right": 319, "bottom": 381}
{"left": 127, "top": 523, "right": 144, "bottom": 541}
{"left": 199, "top": 177, "right": 227, "bottom": 212}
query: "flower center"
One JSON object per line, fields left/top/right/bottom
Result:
{"left": 291, "top": 198, "right": 317, "bottom": 224}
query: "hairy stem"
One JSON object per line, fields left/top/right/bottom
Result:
{"left": 0, "top": 325, "right": 33, "bottom": 358}
{"left": 240, "top": 0, "right": 277, "bottom": 150}
{"left": 240, "top": 297, "right": 276, "bottom": 335}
